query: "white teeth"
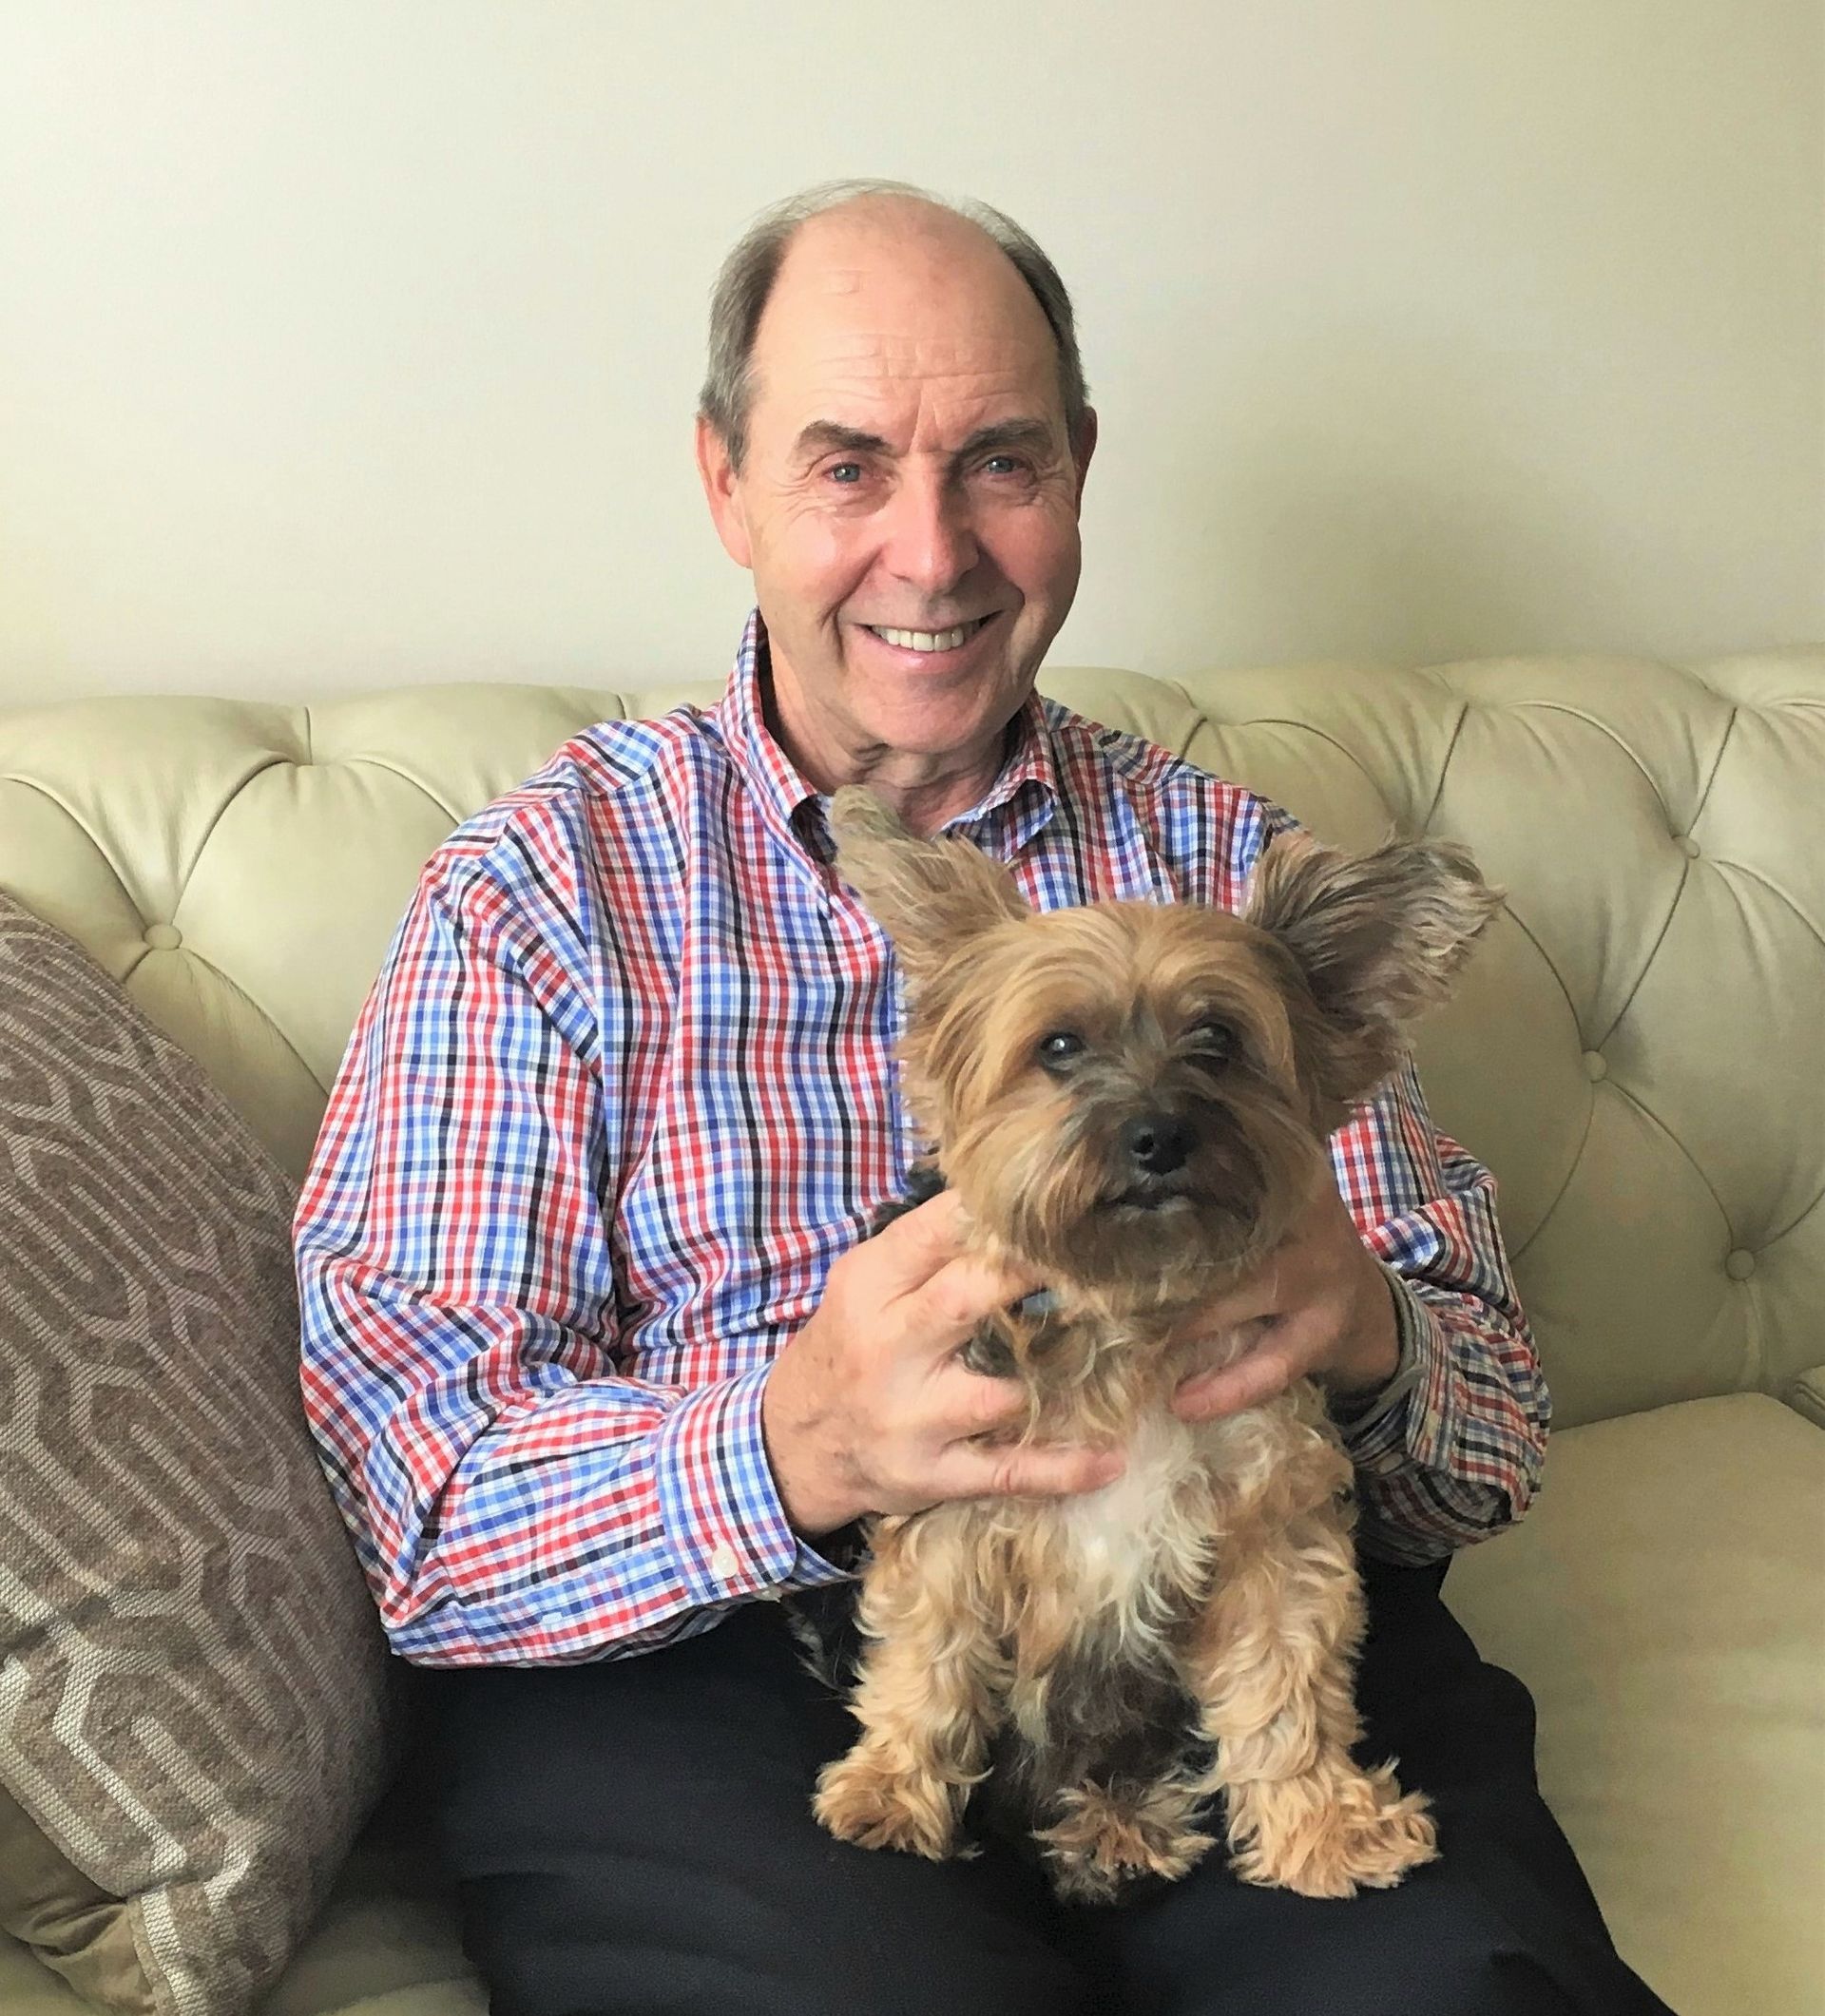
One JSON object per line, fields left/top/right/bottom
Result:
{"left": 870, "top": 621, "right": 982, "bottom": 652}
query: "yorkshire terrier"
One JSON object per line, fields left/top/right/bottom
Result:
{"left": 809, "top": 785, "right": 1502, "bottom": 1905}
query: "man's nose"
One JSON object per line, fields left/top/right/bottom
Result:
{"left": 880, "top": 470, "right": 979, "bottom": 594}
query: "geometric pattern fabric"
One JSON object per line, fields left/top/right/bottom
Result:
{"left": 0, "top": 894, "right": 393, "bottom": 2015}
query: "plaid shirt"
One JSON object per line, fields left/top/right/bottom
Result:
{"left": 296, "top": 614, "right": 1548, "bottom": 1666}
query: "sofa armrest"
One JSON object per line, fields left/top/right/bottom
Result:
{"left": 1783, "top": 1367, "right": 1825, "bottom": 1430}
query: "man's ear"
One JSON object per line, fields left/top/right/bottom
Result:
{"left": 829, "top": 786, "right": 1028, "bottom": 970}
{"left": 695, "top": 413, "right": 753, "bottom": 568}
{"left": 1070, "top": 406, "right": 1098, "bottom": 509}
{"left": 1246, "top": 829, "right": 1502, "bottom": 1101}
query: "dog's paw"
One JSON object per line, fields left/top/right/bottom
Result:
{"left": 814, "top": 1752, "right": 967, "bottom": 1861}
{"left": 1038, "top": 1782, "right": 1215, "bottom": 1905}
{"left": 1227, "top": 1758, "right": 1438, "bottom": 1899}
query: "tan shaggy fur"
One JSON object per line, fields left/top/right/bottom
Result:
{"left": 812, "top": 786, "right": 1500, "bottom": 1903}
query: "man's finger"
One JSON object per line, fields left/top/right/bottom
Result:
{"left": 868, "top": 1195, "right": 1045, "bottom": 1312}
{"left": 911, "top": 1250, "right": 1046, "bottom": 1345}
{"left": 866, "top": 1188, "right": 972, "bottom": 1286}
{"left": 1173, "top": 1342, "right": 1300, "bottom": 1423}
{"left": 1174, "top": 1280, "right": 1281, "bottom": 1344}
{"left": 942, "top": 1366, "right": 1029, "bottom": 1435}
{"left": 935, "top": 1439, "right": 1124, "bottom": 1502}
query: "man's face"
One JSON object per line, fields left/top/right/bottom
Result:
{"left": 698, "top": 201, "right": 1095, "bottom": 792}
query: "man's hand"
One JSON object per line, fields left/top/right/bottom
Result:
{"left": 1169, "top": 1173, "right": 1402, "bottom": 1426}
{"left": 761, "top": 1191, "right": 1124, "bottom": 1536}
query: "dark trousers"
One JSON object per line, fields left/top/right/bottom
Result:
{"left": 417, "top": 1557, "right": 1676, "bottom": 2015}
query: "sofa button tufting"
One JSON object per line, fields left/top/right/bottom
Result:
{"left": 1583, "top": 1050, "right": 1607, "bottom": 1082}
{"left": 1724, "top": 1249, "right": 1757, "bottom": 1281}
{"left": 143, "top": 923, "right": 182, "bottom": 950}
{"left": 1675, "top": 833, "right": 1701, "bottom": 858}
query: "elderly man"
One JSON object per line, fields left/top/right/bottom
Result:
{"left": 297, "top": 182, "right": 1671, "bottom": 2015}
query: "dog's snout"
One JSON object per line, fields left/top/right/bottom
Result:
{"left": 1120, "top": 1113, "right": 1194, "bottom": 1176}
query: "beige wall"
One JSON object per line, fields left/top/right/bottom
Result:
{"left": 0, "top": 1, "right": 1819, "bottom": 706}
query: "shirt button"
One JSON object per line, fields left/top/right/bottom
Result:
{"left": 709, "top": 1542, "right": 740, "bottom": 1582}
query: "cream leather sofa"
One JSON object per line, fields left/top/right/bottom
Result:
{"left": 2, "top": 646, "right": 1821, "bottom": 2016}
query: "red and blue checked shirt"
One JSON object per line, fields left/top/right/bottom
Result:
{"left": 295, "top": 613, "right": 1549, "bottom": 1666}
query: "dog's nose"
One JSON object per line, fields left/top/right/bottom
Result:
{"left": 1120, "top": 1113, "right": 1194, "bottom": 1176}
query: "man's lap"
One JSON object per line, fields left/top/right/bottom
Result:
{"left": 421, "top": 1595, "right": 1079, "bottom": 2016}
{"left": 417, "top": 1557, "right": 1671, "bottom": 2016}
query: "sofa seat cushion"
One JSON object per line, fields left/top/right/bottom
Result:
{"left": 4, "top": 1399, "right": 1818, "bottom": 2014}
{"left": 1444, "top": 1392, "right": 1825, "bottom": 2016}
{"left": 1, "top": 1777, "right": 481, "bottom": 2016}
{"left": 252, "top": 1777, "right": 481, "bottom": 2016}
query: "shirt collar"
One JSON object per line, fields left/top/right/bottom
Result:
{"left": 712, "top": 609, "right": 1061, "bottom": 871}
{"left": 715, "top": 610, "right": 822, "bottom": 847}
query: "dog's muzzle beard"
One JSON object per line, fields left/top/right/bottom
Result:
{"left": 958, "top": 1091, "right": 1322, "bottom": 1302}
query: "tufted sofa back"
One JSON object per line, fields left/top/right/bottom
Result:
{"left": 2, "top": 650, "right": 1819, "bottom": 1430}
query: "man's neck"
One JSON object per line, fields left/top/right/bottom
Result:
{"left": 825, "top": 739, "right": 1013, "bottom": 837}
{"left": 762, "top": 663, "right": 1017, "bottom": 839}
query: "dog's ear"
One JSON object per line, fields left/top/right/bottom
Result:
{"left": 828, "top": 785, "right": 1028, "bottom": 969}
{"left": 1246, "top": 829, "right": 1502, "bottom": 1102}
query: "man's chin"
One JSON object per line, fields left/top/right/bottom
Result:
{"left": 843, "top": 665, "right": 1032, "bottom": 761}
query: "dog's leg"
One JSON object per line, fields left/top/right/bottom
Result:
{"left": 1183, "top": 1413, "right": 1437, "bottom": 1898}
{"left": 1017, "top": 1633, "right": 1219, "bottom": 1903}
{"left": 1035, "top": 1772, "right": 1215, "bottom": 1903}
{"left": 814, "top": 1523, "right": 1000, "bottom": 1862}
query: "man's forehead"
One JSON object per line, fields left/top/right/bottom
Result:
{"left": 756, "top": 297, "right": 1058, "bottom": 424}
{"left": 764, "top": 209, "right": 1047, "bottom": 347}
{"left": 808, "top": 326, "right": 1045, "bottom": 376}
{"left": 750, "top": 208, "right": 1063, "bottom": 441}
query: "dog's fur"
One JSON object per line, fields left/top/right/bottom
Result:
{"left": 810, "top": 785, "right": 1502, "bottom": 1904}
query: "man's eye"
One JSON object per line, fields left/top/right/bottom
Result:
{"left": 1038, "top": 1030, "right": 1085, "bottom": 1068}
{"left": 827, "top": 461, "right": 864, "bottom": 485}
{"left": 982, "top": 454, "right": 1026, "bottom": 477}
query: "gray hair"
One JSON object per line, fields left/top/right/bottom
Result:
{"left": 700, "top": 178, "right": 1089, "bottom": 470}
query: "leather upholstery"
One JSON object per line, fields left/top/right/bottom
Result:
{"left": 2, "top": 646, "right": 1820, "bottom": 2015}
{"left": 3, "top": 651, "right": 1819, "bottom": 1429}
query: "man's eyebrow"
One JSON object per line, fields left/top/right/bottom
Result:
{"left": 953, "top": 419, "right": 1058, "bottom": 462}
{"left": 793, "top": 421, "right": 893, "bottom": 460}
{"left": 791, "top": 417, "right": 1061, "bottom": 465}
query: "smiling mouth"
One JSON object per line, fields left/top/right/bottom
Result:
{"left": 860, "top": 614, "right": 997, "bottom": 654}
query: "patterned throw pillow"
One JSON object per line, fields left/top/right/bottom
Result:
{"left": 0, "top": 893, "right": 394, "bottom": 2016}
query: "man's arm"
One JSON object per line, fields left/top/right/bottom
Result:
{"left": 1169, "top": 1054, "right": 1548, "bottom": 1566}
{"left": 296, "top": 856, "right": 854, "bottom": 1667}
{"left": 298, "top": 835, "right": 1124, "bottom": 1664}
{"left": 1326, "top": 1056, "right": 1548, "bottom": 1564}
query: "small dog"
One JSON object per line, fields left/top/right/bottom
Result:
{"left": 810, "top": 785, "right": 1501, "bottom": 1904}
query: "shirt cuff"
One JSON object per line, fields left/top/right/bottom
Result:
{"left": 652, "top": 1366, "right": 853, "bottom": 1606}
{"left": 1331, "top": 1267, "right": 1447, "bottom": 1469}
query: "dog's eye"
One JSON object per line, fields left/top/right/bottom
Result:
{"left": 1037, "top": 1030, "right": 1085, "bottom": 1069}
{"left": 1188, "top": 1019, "right": 1236, "bottom": 1063}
